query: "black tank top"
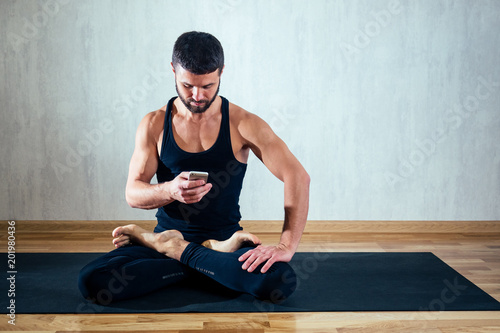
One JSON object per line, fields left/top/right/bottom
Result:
{"left": 155, "top": 96, "right": 247, "bottom": 243}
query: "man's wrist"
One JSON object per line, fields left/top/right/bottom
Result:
{"left": 278, "top": 241, "right": 297, "bottom": 254}
{"left": 279, "top": 228, "right": 301, "bottom": 250}
{"left": 158, "top": 181, "right": 175, "bottom": 203}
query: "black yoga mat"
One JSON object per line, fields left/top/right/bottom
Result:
{"left": 2, "top": 252, "right": 499, "bottom": 314}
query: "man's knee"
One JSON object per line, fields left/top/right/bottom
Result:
{"left": 78, "top": 260, "right": 127, "bottom": 304}
{"left": 78, "top": 268, "right": 128, "bottom": 305}
{"left": 253, "top": 262, "right": 297, "bottom": 303}
{"left": 78, "top": 264, "right": 98, "bottom": 300}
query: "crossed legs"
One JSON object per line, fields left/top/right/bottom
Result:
{"left": 78, "top": 225, "right": 296, "bottom": 304}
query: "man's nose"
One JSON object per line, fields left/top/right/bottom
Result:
{"left": 192, "top": 87, "right": 203, "bottom": 101}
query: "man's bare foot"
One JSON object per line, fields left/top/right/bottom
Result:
{"left": 112, "top": 224, "right": 184, "bottom": 254}
{"left": 202, "top": 230, "right": 261, "bottom": 252}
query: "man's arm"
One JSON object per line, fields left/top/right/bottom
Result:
{"left": 125, "top": 111, "right": 212, "bottom": 209}
{"left": 237, "top": 112, "right": 310, "bottom": 273}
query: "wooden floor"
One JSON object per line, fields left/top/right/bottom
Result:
{"left": 1, "top": 220, "right": 499, "bottom": 332}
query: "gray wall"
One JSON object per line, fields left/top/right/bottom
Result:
{"left": 1, "top": 0, "right": 499, "bottom": 221}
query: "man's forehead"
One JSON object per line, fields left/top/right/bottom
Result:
{"left": 175, "top": 66, "right": 220, "bottom": 84}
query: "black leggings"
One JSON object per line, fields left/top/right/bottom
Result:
{"left": 78, "top": 242, "right": 297, "bottom": 304}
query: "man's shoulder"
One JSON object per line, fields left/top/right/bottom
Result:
{"left": 227, "top": 100, "right": 272, "bottom": 143}
{"left": 227, "top": 100, "right": 259, "bottom": 123}
{"left": 136, "top": 107, "right": 167, "bottom": 141}
{"left": 148, "top": 107, "right": 167, "bottom": 123}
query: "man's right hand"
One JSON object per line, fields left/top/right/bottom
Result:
{"left": 167, "top": 171, "right": 212, "bottom": 204}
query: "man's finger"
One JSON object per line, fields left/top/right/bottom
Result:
{"left": 246, "top": 251, "right": 273, "bottom": 273}
{"left": 184, "top": 182, "right": 210, "bottom": 193}
{"left": 241, "top": 252, "right": 257, "bottom": 270}
{"left": 182, "top": 180, "right": 204, "bottom": 189}
{"left": 260, "top": 257, "right": 276, "bottom": 274}
{"left": 180, "top": 184, "right": 211, "bottom": 202}
{"left": 199, "top": 183, "right": 212, "bottom": 195}
{"left": 239, "top": 248, "right": 253, "bottom": 262}
{"left": 239, "top": 245, "right": 264, "bottom": 262}
{"left": 178, "top": 171, "right": 190, "bottom": 178}
{"left": 247, "top": 256, "right": 267, "bottom": 273}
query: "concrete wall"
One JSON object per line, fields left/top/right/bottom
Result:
{"left": 1, "top": 0, "right": 499, "bottom": 220}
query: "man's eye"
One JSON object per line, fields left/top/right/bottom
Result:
{"left": 184, "top": 84, "right": 192, "bottom": 88}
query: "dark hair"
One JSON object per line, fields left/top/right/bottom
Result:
{"left": 172, "top": 31, "right": 224, "bottom": 75}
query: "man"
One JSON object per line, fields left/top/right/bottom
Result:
{"left": 78, "top": 31, "right": 310, "bottom": 304}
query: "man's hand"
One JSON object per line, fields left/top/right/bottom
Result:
{"left": 238, "top": 244, "right": 294, "bottom": 273}
{"left": 168, "top": 171, "right": 212, "bottom": 204}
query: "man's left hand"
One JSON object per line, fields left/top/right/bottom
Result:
{"left": 238, "top": 244, "right": 294, "bottom": 273}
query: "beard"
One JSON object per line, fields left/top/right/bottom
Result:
{"left": 175, "top": 81, "right": 220, "bottom": 114}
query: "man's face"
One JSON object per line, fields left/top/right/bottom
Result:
{"left": 173, "top": 64, "right": 222, "bottom": 114}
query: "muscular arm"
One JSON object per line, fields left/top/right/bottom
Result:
{"left": 237, "top": 112, "right": 310, "bottom": 272}
{"left": 125, "top": 111, "right": 212, "bottom": 209}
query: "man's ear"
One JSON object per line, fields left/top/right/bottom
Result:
{"left": 171, "top": 62, "right": 176, "bottom": 73}
{"left": 220, "top": 65, "right": 225, "bottom": 75}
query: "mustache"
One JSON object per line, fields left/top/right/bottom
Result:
{"left": 187, "top": 98, "right": 209, "bottom": 104}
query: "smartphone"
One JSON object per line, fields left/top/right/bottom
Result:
{"left": 188, "top": 171, "right": 209, "bottom": 183}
